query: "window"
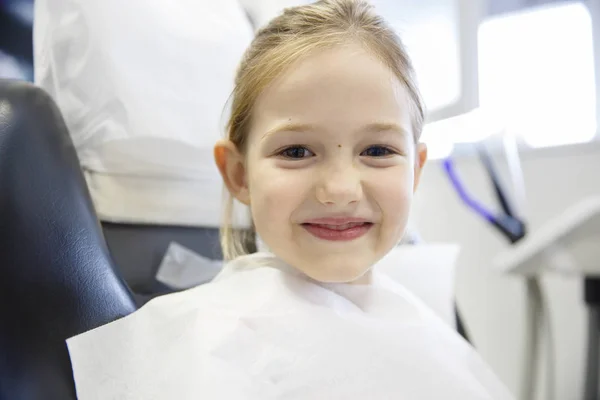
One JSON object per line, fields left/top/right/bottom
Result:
{"left": 370, "top": 0, "right": 463, "bottom": 112}
{"left": 421, "top": 1, "right": 597, "bottom": 158}
{"left": 478, "top": 2, "right": 596, "bottom": 148}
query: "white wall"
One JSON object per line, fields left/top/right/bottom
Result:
{"left": 411, "top": 141, "right": 600, "bottom": 399}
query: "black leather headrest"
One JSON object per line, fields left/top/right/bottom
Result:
{"left": 0, "top": 80, "right": 137, "bottom": 400}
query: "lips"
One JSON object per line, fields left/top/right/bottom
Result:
{"left": 301, "top": 218, "right": 373, "bottom": 241}
{"left": 314, "top": 222, "right": 368, "bottom": 231}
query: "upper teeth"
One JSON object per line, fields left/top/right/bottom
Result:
{"left": 319, "top": 222, "right": 365, "bottom": 230}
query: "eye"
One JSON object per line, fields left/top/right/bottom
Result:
{"left": 278, "top": 146, "right": 315, "bottom": 159}
{"left": 360, "top": 145, "right": 397, "bottom": 158}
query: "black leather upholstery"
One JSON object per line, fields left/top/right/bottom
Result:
{"left": 0, "top": 80, "right": 137, "bottom": 400}
{"left": 102, "top": 222, "right": 222, "bottom": 305}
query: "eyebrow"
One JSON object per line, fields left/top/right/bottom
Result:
{"left": 262, "top": 123, "right": 316, "bottom": 139}
{"left": 261, "top": 121, "right": 408, "bottom": 139}
{"left": 362, "top": 122, "right": 408, "bottom": 136}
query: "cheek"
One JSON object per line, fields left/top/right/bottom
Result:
{"left": 369, "top": 166, "right": 414, "bottom": 227}
{"left": 247, "top": 161, "right": 312, "bottom": 229}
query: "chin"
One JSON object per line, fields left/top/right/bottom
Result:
{"left": 298, "top": 259, "right": 373, "bottom": 283}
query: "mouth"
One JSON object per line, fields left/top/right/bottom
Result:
{"left": 301, "top": 219, "right": 374, "bottom": 241}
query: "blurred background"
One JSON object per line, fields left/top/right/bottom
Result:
{"left": 2, "top": 0, "right": 600, "bottom": 398}
{"left": 0, "top": 0, "right": 33, "bottom": 81}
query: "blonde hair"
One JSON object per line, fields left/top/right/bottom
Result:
{"left": 220, "top": 0, "right": 425, "bottom": 260}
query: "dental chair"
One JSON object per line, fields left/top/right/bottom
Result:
{"left": 0, "top": 80, "right": 137, "bottom": 400}
{"left": 102, "top": 222, "right": 222, "bottom": 305}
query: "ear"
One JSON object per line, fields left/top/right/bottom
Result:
{"left": 413, "top": 142, "right": 428, "bottom": 192}
{"left": 214, "top": 140, "right": 250, "bottom": 205}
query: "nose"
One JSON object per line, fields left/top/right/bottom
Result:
{"left": 315, "top": 163, "right": 363, "bottom": 206}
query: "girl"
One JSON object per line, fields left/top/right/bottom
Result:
{"left": 67, "top": 1, "right": 515, "bottom": 398}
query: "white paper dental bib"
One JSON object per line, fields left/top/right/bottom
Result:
{"left": 67, "top": 253, "right": 514, "bottom": 400}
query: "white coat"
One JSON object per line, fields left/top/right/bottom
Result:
{"left": 33, "top": 0, "right": 254, "bottom": 227}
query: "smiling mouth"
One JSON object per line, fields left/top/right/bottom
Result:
{"left": 301, "top": 222, "right": 373, "bottom": 241}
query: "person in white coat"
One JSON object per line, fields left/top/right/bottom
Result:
{"left": 33, "top": 0, "right": 255, "bottom": 227}
{"left": 66, "top": 1, "right": 516, "bottom": 398}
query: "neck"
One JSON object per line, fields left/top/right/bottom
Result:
{"left": 349, "top": 269, "right": 374, "bottom": 285}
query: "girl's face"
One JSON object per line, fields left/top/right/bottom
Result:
{"left": 219, "top": 43, "right": 427, "bottom": 283}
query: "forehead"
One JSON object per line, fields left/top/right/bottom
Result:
{"left": 250, "top": 43, "right": 413, "bottom": 136}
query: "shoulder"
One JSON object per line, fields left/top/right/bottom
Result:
{"left": 212, "top": 252, "right": 282, "bottom": 281}
{"left": 66, "top": 252, "right": 306, "bottom": 351}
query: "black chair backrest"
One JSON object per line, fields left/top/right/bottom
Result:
{"left": 0, "top": 80, "right": 137, "bottom": 400}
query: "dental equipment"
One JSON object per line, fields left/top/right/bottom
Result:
{"left": 442, "top": 138, "right": 555, "bottom": 400}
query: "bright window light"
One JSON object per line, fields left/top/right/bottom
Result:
{"left": 404, "top": 13, "right": 462, "bottom": 112}
{"left": 420, "top": 122, "right": 454, "bottom": 160}
{"left": 422, "top": 106, "right": 505, "bottom": 148}
{"left": 371, "top": 0, "right": 462, "bottom": 112}
{"left": 478, "top": 2, "right": 597, "bottom": 148}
